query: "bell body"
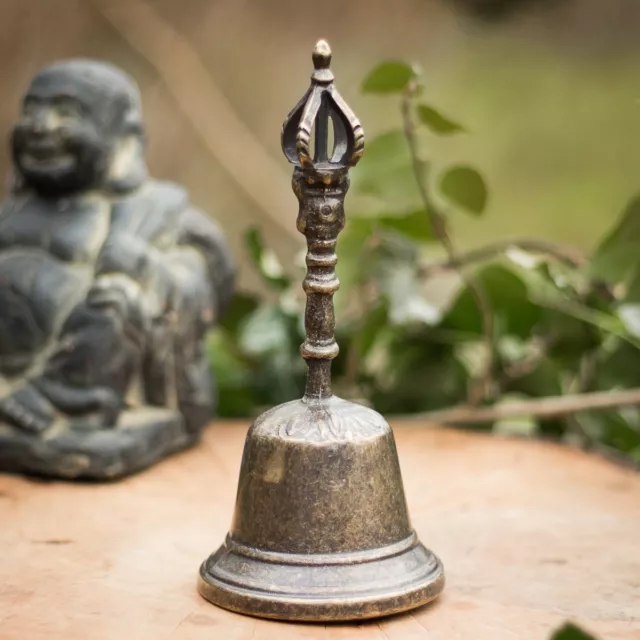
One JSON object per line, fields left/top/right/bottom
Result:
{"left": 198, "top": 396, "right": 444, "bottom": 621}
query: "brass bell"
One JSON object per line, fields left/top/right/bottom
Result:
{"left": 197, "top": 40, "right": 445, "bottom": 622}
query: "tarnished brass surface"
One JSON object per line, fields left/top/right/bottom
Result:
{"left": 198, "top": 40, "right": 444, "bottom": 621}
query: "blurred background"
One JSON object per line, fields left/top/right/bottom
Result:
{"left": 2, "top": 0, "right": 640, "bottom": 291}
{"left": 2, "top": 0, "right": 640, "bottom": 461}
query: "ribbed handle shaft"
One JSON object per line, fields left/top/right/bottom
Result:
{"left": 294, "top": 168, "right": 348, "bottom": 401}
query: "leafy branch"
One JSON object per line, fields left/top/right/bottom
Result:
{"left": 400, "top": 78, "right": 495, "bottom": 404}
{"left": 208, "top": 56, "right": 640, "bottom": 467}
{"left": 418, "top": 238, "right": 586, "bottom": 278}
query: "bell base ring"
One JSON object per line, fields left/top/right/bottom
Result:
{"left": 197, "top": 533, "right": 445, "bottom": 622}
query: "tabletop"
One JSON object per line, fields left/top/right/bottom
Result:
{"left": 1, "top": 420, "right": 638, "bottom": 640}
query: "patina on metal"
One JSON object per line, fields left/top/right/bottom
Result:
{"left": 197, "top": 40, "right": 444, "bottom": 622}
{"left": 0, "top": 59, "right": 235, "bottom": 480}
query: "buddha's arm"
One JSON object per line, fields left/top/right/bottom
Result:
{"left": 94, "top": 205, "right": 235, "bottom": 324}
{"left": 174, "top": 206, "right": 236, "bottom": 321}
{"left": 88, "top": 202, "right": 233, "bottom": 321}
{"left": 0, "top": 207, "right": 233, "bottom": 430}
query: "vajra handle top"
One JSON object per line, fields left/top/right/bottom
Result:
{"left": 281, "top": 40, "right": 364, "bottom": 172}
{"left": 280, "top": 40, "right": 365, "bottom": 402}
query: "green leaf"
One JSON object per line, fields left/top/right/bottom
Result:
{"left": 599, "top": 412, "right": 640, "bottom": 453}
{"left": 238, "top": 305, "right": 294, "bottom": 357}
{"left": 503, "top": 355, "right": 565, "bottom": 437}
{"left": 244, "top": 227, "right": 291, "bottom": 291}
{"left": 550, "top": 623, "right": 599, "bottom": 640}
{"left": 525, "top": 265, "right": 640, "bottom": 349}
{"left": 573, "top": 407, "right": 640, "bottom": 456}
{"left": 370, "top": 334, "right": 467, "bottom": 414}
{"left": 532, "top": 288, "right": 639, "bottom": 350}
{"left": 206, "top": 329, "right": 255, "bottom": 418}
{"left": 352, "top": 302, "right": 389, "bottom": 359}
{"left": 596, "top": 340, "right": 640, "bottom": 390}
{"left": 540, "top": 311, "right": 602, "bottom": 370}
{"left": 618, "top": 304, "right": 640, "bottom": 339}
{"left": 377, "top": 209, "right": 434, "bottom": 242}
{"left": 361, "top": 61, "right": 414, "bottom": 94}
{"left": 335, "top": 213, "right": 429, "bottom": 321}
{"left": 234, "top": 304, "right": 305, "bottom": 408}
{"left": 218, "top": 292, "right": 259, "bottom": 337}
{"left": 623, "top": 263, "right": 640, "bottom": 303}
{"left": 439, "top": 166, "right": 488, "bottom": 216}
{"left": 417, "top": 103, "right": 465, "bottom": 135}
{"left": 253, "top": 350, "right": 306, "bottom": 408}
{"left": 372, "top": 228, "right": 422, "bottom": 264}
{"left": 357, "top": 130, "right": 408, "bottom": 164}
{"left": 350, "top": 130, "right": 423, "bottom": 214}
{"left": 442, "top": 264, "right": 542, "bottom": 339}
{"left": 334, "top": 217, "right": 375, "bottom": 317}
{"left": 590, "top": 194, "right": 640, "bottom": 285}
{"left": 380, "top": 263, "right": 441, "bottom": 326}
{"left": 493, "top": 395, "right": 538, "bottom": 437}
{"left": 507, "top": 356, "right": 563, "bottom": 397}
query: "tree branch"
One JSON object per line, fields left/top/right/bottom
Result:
{"left": 401, "top": 81, "right": 495, "bottom": 404}
{"left": 418, "top": 238, "right": 586, "bottom": 278}
{"left": 418, "top": 387, "right": 640, "bottom": 424}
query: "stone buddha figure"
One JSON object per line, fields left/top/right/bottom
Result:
{"left": 0, "top": 59, "right": 235, "bottom": 479}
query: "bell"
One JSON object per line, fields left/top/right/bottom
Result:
{"left": 197, "top": 40, "right": 445, "bottom": 622}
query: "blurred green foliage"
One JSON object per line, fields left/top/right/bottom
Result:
{"left": 446, "top": 0, "right": 562, "bottom": 23}
{"left": 551, "top": 622, "right": 599, "bottom": 640}
{"left": 208, "top": 58, "right": 640, "bottom": 467}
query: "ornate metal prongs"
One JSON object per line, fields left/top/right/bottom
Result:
{"left": 282, "top": 40, "right": 364, "bottom": 402}
{"left": 282, "top": 40, "right": 364, "bottom": 171}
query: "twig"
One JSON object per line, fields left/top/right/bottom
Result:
{"left": 418, "top": 238, "right": 586, "bottom": 278}
{"left": 418, "top": 387, "right": 640, "bottom": 424}
{"left": 563, "top": 349, "right": 601, "bottom": 446}
{"left": 400, "top": 81, "right": 494, "bottom": 404}
{"left": 89, "top": 0, "right": 298, "bottom": 242}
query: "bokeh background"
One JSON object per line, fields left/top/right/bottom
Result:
{"left": 2, "top": 0, "right": 640, "bottom": 293}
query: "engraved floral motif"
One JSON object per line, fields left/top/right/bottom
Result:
{"left": 252, "top": 396, "right": 389, "bottom": 443}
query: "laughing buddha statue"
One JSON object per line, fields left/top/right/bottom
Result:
{"left": 0, "top": 59, "right": 235, "bottom": 479}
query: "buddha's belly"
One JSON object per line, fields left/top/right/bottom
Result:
{"left": 0, "top": 250, "right": 92, "bottom": 376}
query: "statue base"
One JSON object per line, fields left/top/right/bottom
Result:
{"left": 198, "top": 534, "right": 444, "bottom": 621}
{"left": 0, "top": 408, "right": 194, "bottom": 480}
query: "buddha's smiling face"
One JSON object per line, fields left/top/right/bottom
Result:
{"left": 10, "top": 60, "right": 143, "bottom": 196}
{"left": 12, "top": 89, "right": 110, "bottom": 196}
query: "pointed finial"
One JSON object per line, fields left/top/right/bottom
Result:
{"left": 281, "top": 40, "right": 364, "bottom": 169}
{"left": 311, "top": 39, "right": 334, "bottom": 83}
{"left": 312, "top": 40, "right": 331, "bottom": 68}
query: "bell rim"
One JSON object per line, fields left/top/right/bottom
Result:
{"left": 221, "top": 531, "right": 419, "bottom": 566}
{"left": 197, "top": 541, "right": 445, "bottom": 622}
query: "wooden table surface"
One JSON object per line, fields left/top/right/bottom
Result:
{"left": 0, "top": 420, "right": 638, "bottom": 640}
